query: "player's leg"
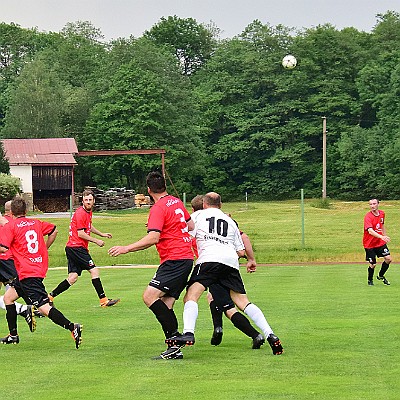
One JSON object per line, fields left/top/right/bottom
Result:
{"left": 23, "top": 278, "right": 83, "bottom": 349}
{"left": 48, "top": 247, "right": 81, "bottom": 300}
{"left": 224, "top": 307, "right": 263, "bottom": 348}
{"left": 0, "top": 286, "right": 21, "bottom": 344}
{"left": 232, "top": 292, "right": 283, "bottom": 355}
{"left": 89, "top": 267, "right": 120, "bottom": 307}
{"left": 365, "top": 249, "right": 376, "bottom": 285}
{"left": 207, "top": 287, "right": 224, "bottom": 345}
{"left": 377, "top": 250, "right": 391, "bottom": 285}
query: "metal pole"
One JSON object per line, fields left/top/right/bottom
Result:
{"left": 301, "top": 188, "right": 305, "bottom": 248}
{"left": 322, "top": 117, "right": 327, "bottom": 199}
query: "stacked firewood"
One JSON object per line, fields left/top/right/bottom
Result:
{"left": 77, "top": 187, "right": 136, "bottom": 211}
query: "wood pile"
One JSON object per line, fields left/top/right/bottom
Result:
{"left": 135, "top": 193, "right": 151, "bottom": 207}
{"left": 34, "top": 196, "right": 69, "bottom": 212}
{"left": 77, "top": 187, "right": 136, "bottom": 211}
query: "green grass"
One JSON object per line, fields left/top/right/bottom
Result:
{"left": 3, "top": 265, "right": 399, "bottom": 400}
{"left": 5, "top": 199, "right": 397, "bottom": 399}
{"left": 40, "top": 199, "right": 400, "bottom": 267}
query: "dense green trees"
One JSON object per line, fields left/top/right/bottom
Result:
{"left": 1, "top": 13, "right": 400, "bottom": 200}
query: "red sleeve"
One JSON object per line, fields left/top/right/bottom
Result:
{"left": 147, "top": 204, "right": 164, "bottom": 232}
{"left": 40, "top": 220, "right": 56, "bottom": 236}
{"left": 364, "top": 213, "right": 373, "bottom": 231}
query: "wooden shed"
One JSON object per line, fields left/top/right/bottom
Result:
{"left": 1, "top": 138, "right": 78, "bottom": 211}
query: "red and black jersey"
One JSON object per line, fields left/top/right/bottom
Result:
{"left": 363, "top": 210, "right": 386, "bottom": 249}
{"left": 147, "top": 195, "right": 193, "bottom": 264}
{"left": 0, "top": 217, "right": 56, "bottom": 280}
{"left": 66, "top": 206, "right": 92, "bottom": 249}
{"left": 0, "top": 215, "right": 13, "bottom": 260}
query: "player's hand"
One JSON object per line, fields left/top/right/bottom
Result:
{"left": 246, "top": 260, "right": 257, "bottom": 273}
{"left": 96, "top": 239, "right": 105, "bottom": 247}
{"left": 103, "top": 233, "right": 112, "bottom": 239}
{"left": 108, "top": 246, "right": 129, "bottom": 257}
{"left": 382, "top": 235, "right": 391, "bottom": 243}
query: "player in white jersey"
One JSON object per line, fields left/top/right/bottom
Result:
{"left": 189, "top": 195, "right": 264, "bottom": 348}
{"left": 167, "top": 192, "right": 283, "bottom": 355}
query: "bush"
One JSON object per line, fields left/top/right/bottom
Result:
{"left": 0, "top": 173, "right": 20, "bottom": 204}
{"left": 310, "top": 198, "right": 332, "bottom": 209}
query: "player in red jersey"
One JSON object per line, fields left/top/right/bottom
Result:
{"left": 49, "top": 189, "right": 119, "bottom": 307}
{"left": 0, "top": 201, "right": 38, "bottom": 328}
{"left": 0, "top": 197, "right": 82, "bottom": 348}
{"left": 109, "top": 171, "right": 194, "bottom": 360}
{"left": 363, "top": 198, "right": 392, "bottom": 286}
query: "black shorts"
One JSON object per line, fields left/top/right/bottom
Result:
{"left": 365, "top": 245, "right": 390, "bottom": 264}
{"left": 209, "top": 283, "right": 235, "bottom": 312}
{"left": 65, "top": 246, "right": 96, "bottom": 276}
{"left": 149, "top": 259, "right": 193, "bottom": 300}
{"left": 0, "top": 258, "right": 18, "bottom": 284}
{"left": 188, "top": 262, "right": 246, "bottom": 295}
{"left": 19, "top": 277, "right": 50, "bottom": 308}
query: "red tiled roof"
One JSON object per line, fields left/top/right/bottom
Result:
{"left": 1, "top": 138, "right": 78, "bottom": 166}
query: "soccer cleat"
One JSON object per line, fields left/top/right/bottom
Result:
{"left": 100, "top": 298, "right": 120, "bottom": 307}
{"left": 252, "top": 333, "right": 265, "bottom": 349}
{"left": 211, "top": 327, "right": 223, "bottom": 346}
{"left": 368, "top": 280, "right": 374, "bottom": 286}
{"left": 32, "top": 306, "right": 45, "bottom": 318}
{"left": 153, "top": 346, "right": 184, "bottom": 360}
{"left": 267, "top": 333, "right": 283, "bottom": 355}
{"left": 1, "top": 334, "right": 19, "bottom": 344}
{"left": 377, "top": 276, "right": 390, "bottom": 285}
{"left": 22, "top": 305, "right": 36, "bottom": 333}
{"left": 71, "top": 323, "right": 83, "bottom": 349}
{"left": 165, "top": 332, "right": 195, "bottom": 347}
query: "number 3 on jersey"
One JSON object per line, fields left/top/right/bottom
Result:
{"left": 175, "top": 208, "right": 189, "bottom": 233}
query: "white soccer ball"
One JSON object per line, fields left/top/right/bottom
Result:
{"left": 282, "top": 54, "right": 297, "bottom": 69}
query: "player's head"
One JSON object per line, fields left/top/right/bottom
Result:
{"left": 191, "top": 195, "right": 204, "bottom": 212}
{"left": 11, "top": 197, "right": 26, "bottom": 217}
{"left": 4, "top": 200, "right": 12, "bottom": 215}
{"left": 146, "top": 171, "right": 166, "bottom": 194}
{"left": 203, "top": 192, "right": 222, "bottom": 209}
{"left": 369, "top": 198, "right": 379, "bottom": 211}
{"left": 82, "top": 189, "right": 95, "bottom": 211}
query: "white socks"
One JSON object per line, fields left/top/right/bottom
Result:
{"left": 244, "top": 303, "right": 273, "bottom": 338}
{"left": 183, "top": 300, "right": 198, "bottom": 334}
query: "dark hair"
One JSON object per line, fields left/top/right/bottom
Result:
{"left": 11, "top": 197, "right": 26, "bottom": 216}
{"left": 146, "top": 171, "right": 166, "bottom": 193}
{"left": 191, "top": 195, "right": 204, "bottom": 212}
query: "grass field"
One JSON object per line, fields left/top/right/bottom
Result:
{"left": 2, "top": 200, "right": 399, "bottom": 399}
{"left": 40, "top": 199, "right": 400, "bottom": 267}
{"left": 2, "top": 265, "right": 399, "bottom": 400}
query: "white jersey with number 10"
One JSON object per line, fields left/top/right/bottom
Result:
{"left": 194, "top": 207, "right": 244, "bottom": 270}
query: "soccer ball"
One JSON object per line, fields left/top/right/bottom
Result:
{"left": 282, "top": 55, "right": 297, "bottom": 69}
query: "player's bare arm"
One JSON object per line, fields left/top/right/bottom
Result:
{"left": 108, "top": 231, "right": 160, "bottom": 257}
{"left": 91, "top": 225, "right": 112, "bottom": 238}
{"left": 78, "top": 228, "right": 105, "bottom": 247}
{"left": 187, "top": 219, "right": 195, "bottom": 232}
{"left": 241, "top": 232, "right": 257, "bottom": 273}
{"left": 367, "top": 227, "right": 390, "bottom": 243}
{"left": 46, "top": 228, "right": 58, "bottom": 249}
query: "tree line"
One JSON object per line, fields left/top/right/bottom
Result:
{"left": 1, "top": 12, "right": 400, "bottom": 200}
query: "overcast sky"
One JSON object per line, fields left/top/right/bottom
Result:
{"left": 1, "top": 0, "right": 400, "bottom": 40}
